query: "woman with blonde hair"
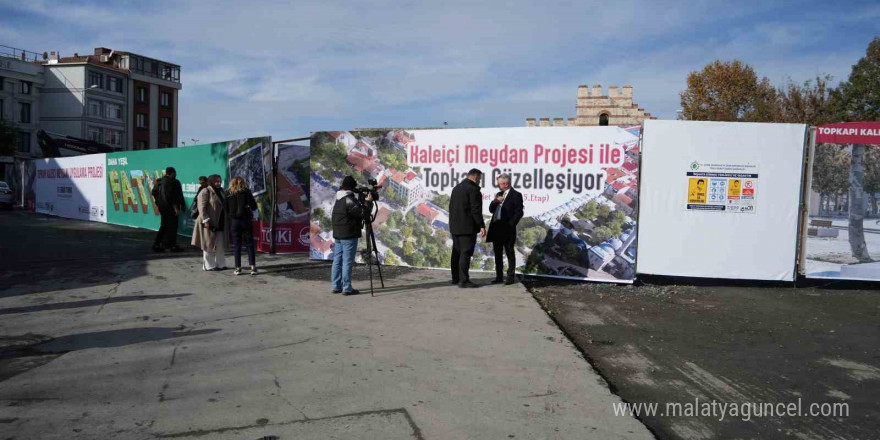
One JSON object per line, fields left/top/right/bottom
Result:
{"left": 225, "top": 176, "right": 258, "bottom": 275}
{"left": 192, "top": 174, "right": 228, "bottom": 271}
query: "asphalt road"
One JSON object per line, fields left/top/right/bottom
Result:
{"left": 527, "top": 278, "right": 880, "bottom": 440}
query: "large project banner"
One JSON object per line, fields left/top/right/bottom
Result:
{"left": 805, "top": 122, "right": 880, "bottom": 281}
{"left": 35, "top": 154, "right": 107, "bottom": 222}
{"left": 637, "top": 120, "right": 807, "bottom": 281}
{"left": 310, "top": 127, "right": 641, "bottom": 282}
{"left": 106, "top": 143, "right": 228, "bottom": 237}
{"left": 275, "top": 144, "right": 311, "bottom": 253}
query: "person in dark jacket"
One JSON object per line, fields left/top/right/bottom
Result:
{"left": 331, "top": 176, "right": 373, "bottom": 295}
{"left": 487, "top": 174, "right": 524, "bottom": 285}
{"left": 152, "top": 167, "right": 186, "bottom": 252}
{"left": 226, "top": 177, "right": 259, "bottom": 276}
{"left": 448, "top": 168, "right": 486, "bottom": 288}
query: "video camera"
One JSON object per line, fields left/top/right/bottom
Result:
{"left": 352, "top": 178, "right": 381, "bottom": 203}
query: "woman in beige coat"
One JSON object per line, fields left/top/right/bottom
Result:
{"left": 192, "top": 174, "right": 229, "bottom": 270}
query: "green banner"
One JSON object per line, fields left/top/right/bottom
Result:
{"left": 105, "top": 143, "right": 229, "bottom": 237}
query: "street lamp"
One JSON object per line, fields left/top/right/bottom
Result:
{"left": 81, "top": 84, "right": 99, "bottom": 117}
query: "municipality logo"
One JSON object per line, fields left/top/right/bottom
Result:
{"left": 690, "top": 161, "right": 701, "bottom": 170}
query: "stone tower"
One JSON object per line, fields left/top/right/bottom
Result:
{"left": 527, "top": 85, "right": 655, "bottom": 127}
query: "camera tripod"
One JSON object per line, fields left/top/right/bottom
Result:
{"left": 362, "top": 202, "right": 384, "bottom": 296}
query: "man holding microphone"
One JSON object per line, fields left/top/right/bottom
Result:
{"left": 487, "top": 174, "right": 524, "bottom": 285}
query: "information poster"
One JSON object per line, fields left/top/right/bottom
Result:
{"left": 685, "top": 162, "right": 758, "bottom": 213}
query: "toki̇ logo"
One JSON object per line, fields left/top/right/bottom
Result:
{"left": 299, "top": 226, "right": 310, "bottom": 246}
{"left": 690, "top": 161, "right": 701, "bottom": 171}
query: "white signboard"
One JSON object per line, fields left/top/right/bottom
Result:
{"left": 35, "top": 154, "right": 107, "bottom": 222}
{"left": 637, "top": 120, "right": 807, "bottom": 281}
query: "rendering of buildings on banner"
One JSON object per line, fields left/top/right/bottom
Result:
{"left": 526, "top": 85, "right": 656, "bottom": 127}
{"left": 0, "top": 45, "right": 182, "bottom": 163}
{"left": 310, "top": 129, "right": 640, "bottom": 282}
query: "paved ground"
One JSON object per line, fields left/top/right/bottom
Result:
{"left": 0, "top": 210, "right": 651, "bottom": 440}
{"left": 527, "top": 278, "right": 880, "bottom": 440}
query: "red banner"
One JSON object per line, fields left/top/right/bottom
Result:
{"left": 815, "top": 122, "right": 880, "bottom": 145}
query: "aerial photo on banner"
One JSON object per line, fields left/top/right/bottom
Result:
{"left": 310, "top": 127, "right": 641, "bottom": 282}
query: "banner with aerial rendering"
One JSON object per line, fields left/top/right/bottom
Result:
{"left": 274, "top": 144, "right": 311, "bottom": 253}
{"left": 310, "top": 127, "right": 641, "bottom": 282}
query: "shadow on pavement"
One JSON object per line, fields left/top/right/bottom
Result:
{"left": 0, "top": 294, "right": 192, "bottom": 315}
{"left": 34, "top": 326, "right": 220, "bottom": 354}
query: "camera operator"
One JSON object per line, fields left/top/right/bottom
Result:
{"left": 330, "top": 176, "right": 374, "bottom": 296}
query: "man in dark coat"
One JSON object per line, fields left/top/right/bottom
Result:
{"left": 448, "top": 168, "right": 486, "bottom": 288}
{"left": 152, "top": 167, "right": 186, "bottom": 252}
{"left": 487, "top": 173, "right": 524, "bottom": 285}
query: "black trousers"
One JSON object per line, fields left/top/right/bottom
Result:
{"left": 231, "top": 217, "right": 255, "bottom": 267}
{"left": 493, "top": 237, "right": 516, "bottom": 278}
{"left": 451, "top": 234, "right": 477, "bottom": 284}
{"left": 155, "top": 210, "right": 179, "bottom": 248}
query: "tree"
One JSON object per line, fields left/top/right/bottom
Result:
{"left": 384, "top": 252, "right": 400, "bottom": 266}
{"left": 402, "top": 239, "right": 414, "bottom": 256}
{"left": 776, "top": 76, "right": 836, "bottom": 125}
{"left": 591, "top": 226, "right": 614, "bottom": 244}
{"left": 0, "top": 119, "right": 16, "bottom": 156}
{"left": 578, "top": 200, "right": 598, "bottom": 219}
{"left": 811, "top": 145, "right": 850, "bottom": 215}
{"left": 597, "top": 204, "right": 611, "bottom": 220}
{"left": 864, "top": 147, "right": 880, "bottom": 216}
{"left": 484, "top": 256, "right": 495, "bottom": 271}
{"left": 680, "top": 59, "right": 777, "bottom": 122}
{"left": 831, "top": 37, "right": 880, "bottom": 262}
{"left": 432, "top": 194, "right": 451, "bottom": 211}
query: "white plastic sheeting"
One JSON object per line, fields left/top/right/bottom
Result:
{"left": 636, "top": 120, "right": 807, "bottom": 281}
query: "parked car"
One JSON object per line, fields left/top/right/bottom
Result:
{"left": 0, "top": 182, "right": 12, "bottom": 209}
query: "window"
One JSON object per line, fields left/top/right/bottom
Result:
{"left": 599, "top": 113, "right": 609, "bottom": 126}
{"left": 160, "top": 117, "right": 170, "bottom": 132}
{"left": 89, "top": 72, "right": 103, "bottom": 88}
{"left": 0, "top": 76, "right": 4, "bottom": 91}
{"left": 17, "top": 131, "right": 31, "bottom": 154}
{"left": 161, "top": 92, "right": 171, "bottom": 107}
{"left": 159, "top": 143, "right": 170, "bottom": 149}
{"left": 88, "top": 127, "right": 102, "bottom": 142}
{"left": 105, "top": 129, "right": 121, "bottom": 147}
{"left": 88, "top": 99, "right": 102, "bottom": 117}
{"left": 136, "top": 113, "right": 146, "bottom": 128}
{"left": 135, "top": 140, "right": 146, "bottom": 150}
{"left": 106, "top": 103, "right": 123, "bottom": 120}
{"left": 20, "top": 81, "right": 31, "bottom": 95}
{"left": 19, "top": 102, "right": 31, "bottom": 123}
{"left": 108, "top": 76, "right": 123, "bottom": 93}
{"left": 0, "top": 99, "right": 4, "bottom": 120}
{"left": 137, "top": 87, "right": 147, "bottom": 103}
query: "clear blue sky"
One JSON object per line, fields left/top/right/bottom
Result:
{"left": 1, "top": 0, "right": 877, "bottom": 144}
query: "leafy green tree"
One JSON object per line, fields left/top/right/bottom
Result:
{"left": 598, "top": 204, "right": 611, "bottom": 220}
{"left": 411, "top": 252, "right": 426, "bottom": 267}
{"left": 432, "top": 194, "right": 451, "bottom": 210}
{"left": 384, "top": 252, "right": 400, "bottom": 266}
{"left": 591, "top": 226, "right": 613, "bottom": 244}
{"left": 484, "top": 256, "right": 495, "bottom": 272}
{"left": 403, "top": 240, "right": 414, "bottom": 256}
{"left": 578, "top": 200, "right": 598, "bottom": 219}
